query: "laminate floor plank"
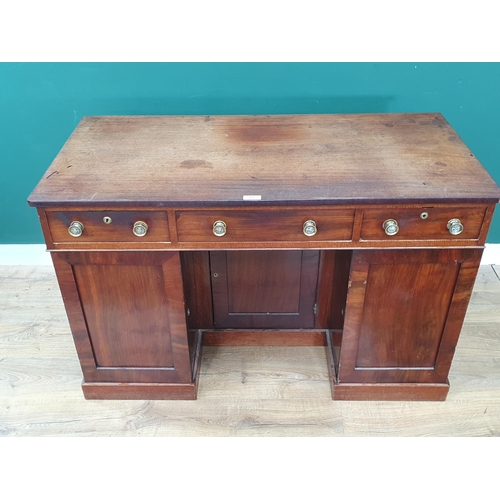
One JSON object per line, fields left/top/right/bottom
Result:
{"left": 492, "top": 264, "right": 500, "bottom": 281}
{"left": 1, "top": 264, "right": 499, "bottom": 437}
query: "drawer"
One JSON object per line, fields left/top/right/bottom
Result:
{"left": 360, "top": 207, "right": 486, "bottom": 241}
{"left": 175, "top": 209, "right": 355, "bottom": 242}
{"left": 46, "top": 211, "right": 170, "bottom": 243}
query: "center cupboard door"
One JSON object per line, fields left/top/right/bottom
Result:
{"left": 210, "top": 250, "right": 320, "bottom": 329}
{"left": 338, "top": 248, "right": 482, "bottom": 385}
{"left": 52, "top": 251, "right": 192, "bottom": 384}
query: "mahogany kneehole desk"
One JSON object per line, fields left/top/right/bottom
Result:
{"left": 28, "top": 114, "right": 500, "bottom": 401}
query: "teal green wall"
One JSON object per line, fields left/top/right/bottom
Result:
{"left": 1, "top": 62, "right": 499, "bottom": 244}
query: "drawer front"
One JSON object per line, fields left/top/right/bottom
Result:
{"left": 176, "top": 209, "right": 355, "bottom": 243}
{"left": 360, "top": 207, "right": 486, "bottom": 241}
{"left": 47, "top": 211, "right": 170, "bottom": 243}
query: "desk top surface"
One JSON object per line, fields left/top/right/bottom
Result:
{"left": 28, "top": 113, "right": 500, "bottom": 207}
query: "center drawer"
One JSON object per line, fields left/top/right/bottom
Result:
{"left": 175, "top": 209, "right": 355, "bottom": 243}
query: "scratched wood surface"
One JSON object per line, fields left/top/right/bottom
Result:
{"left": 27, "top": 114, "right": 500, "bottom": 207}
{"left": 1, "top": 264, "right": 499, "bottom": 437}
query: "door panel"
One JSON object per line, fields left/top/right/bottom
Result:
{"left": 210, "top": 250, "right": 320, "bottom": 329}
{"left": 74, "top": 264, "right": 175, "bottom": 368}
{"left": 356, "top": 261, "right": 459, "bottom": 368}
{"left": 338, "top": 248, "right": 482, "bottom": 384}
{"left": 52, "top": 251, "right": 192, "bottom": 384}
{"left": 227, "top": 251, "right": 302, "bottom": 313}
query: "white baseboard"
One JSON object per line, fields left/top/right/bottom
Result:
{"left": 0, "top": 244, "right": 499, "bottom": 266}
{"left": 0, "top": 245, "right": 52, "bottom": 265}
{"left": 481, "top": 244, "right": 500, "bottom": 265}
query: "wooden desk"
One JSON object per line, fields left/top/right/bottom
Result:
{"left": 28, "top": 114, "right": 500, "bottom": 401}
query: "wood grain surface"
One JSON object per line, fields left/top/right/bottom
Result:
{"left": 51, "top": 252, "right": 193, "bottom": 385}
{"left": 1, "top": 264, "right": 500, "bottom": 436}
{"left": 359, "top": 206, "right": 486, "bottom": 241}
{"left": 46, "top": 210, "right": 170, "bottom": 243}
{"left": 175, "top": 208, "right": 355, "bottom": 242}
{"left": 210, "top": 250, "right": 319, "bottom": 329}
{"left": 337, "top": 248, "right": 482, "bottom": 385}
{"left": 27, "top": 114, "right": 500, "bottom": 207}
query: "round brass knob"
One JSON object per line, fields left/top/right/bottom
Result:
{"left": 213, "top": 220, "right": 227, "bottom": 237}
{"left": 382, "top": 219, "right": 399, "bottom": 236}
{"left": 303, "top": 220, "right": 317, "bottom": 237}
{"left": 447, "top": 218, "right": 464, "bottom": 235}
{"left": 68, "top": 221, "right": 84, "bottom": 237}
{"left": 133, "top": 221, "right": 148, "bottom": 237}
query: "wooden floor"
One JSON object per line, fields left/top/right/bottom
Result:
{"left": 1, "top": 264, "right": 499, "bottom": 437}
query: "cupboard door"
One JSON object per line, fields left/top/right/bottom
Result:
{"left": 210, "top": 250, "right": 320, "bottom": 329}
{"left": 338, "top": 248, "right": 482, "bottom": 384}
{"left": 52, "top": 252, "right": 192, "bottom": 384}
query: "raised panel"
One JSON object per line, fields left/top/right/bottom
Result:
{"left": 210, "top": 250, "right": 320, "bottom": 329}
{"left": 356, "top": 262, "right": 459, "bottom": 368}
{"left": 227, "top": 251, "right": 302, "bottom": 313}
{"left": 73, "top": 264, "right": 175, "bottom": 368}
{"left": 338, "top": 248, "right": 482, "bottom": 384}
{"left": 51, "top": 252, "right": 192, "bottom": 384}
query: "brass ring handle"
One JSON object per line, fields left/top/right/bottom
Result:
{"left": 382, "top": 219, "right": 399, "bottom": 236}
{"left": 303, "top": 220, "right": 317, "bottom": 237}
{"left": 133, "top": 221, "right": 148, "bottom": 237}
{"left": 68, "top": 221, "right": 84, "bottom": 237}
{"left": 447, "top": 218, "right": 464, "bottom": 235}
{"left": 213, "top": 220, "right": 227, "bottom": 237}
